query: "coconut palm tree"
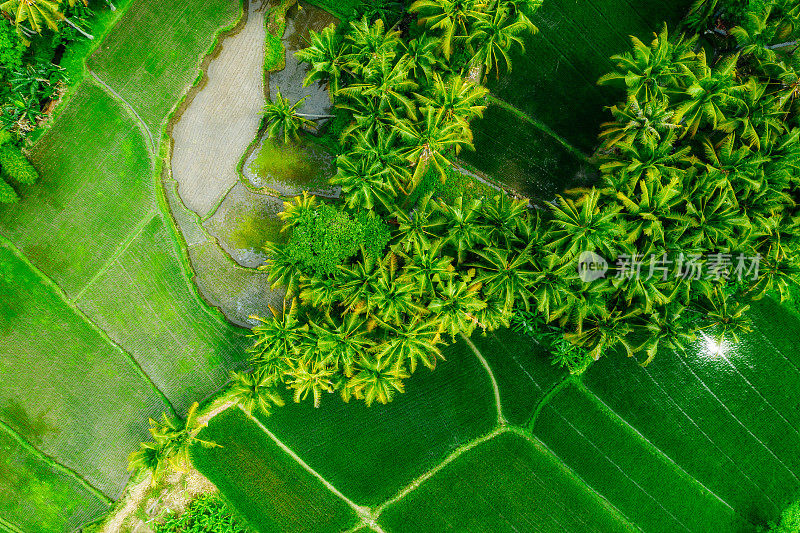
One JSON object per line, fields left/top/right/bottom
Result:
{"left": 347, "top": 355, "right": 409, "bottom": 406}
{"left": 285, "top": 358, "right": 336, "bottom": 408}
{"left": 368, "top": 254, "right": 423, "bottom": 326}
{"left": 437, "top": 196, "right": 489, "bottom": 263}
{"left": 399, "top": 242, "right": 454, "bottom": 296}
{"left": 679, "top": 185, "right": 750, "bottom": 251}
{"left": 632, "top": 303, "right": 694, "bottom": 366}
{"left": 348, "top": 129, "right": 411, "bottom": 190}
{"left": 429, "top": 276, "right": 487, "bottom": 338}
{"left": 277, "top": 190, "right": 317, "bottom": 230}
{"left": 331, "top": 154, "right": 396, "bottom": 211}
{"left": 673, "top": 52, "right": 745, "bottom": 137}
{"left": 565, "top": 307, "right": 637, "bottom": 361}
{"left": 410, "top": 0, "right": 487, "bottom": 59}
{"left": 375, "top": 317, "right": 445, "bottom": 372}
{"left": 344, "top": 16, "right": 401, "bottom": 72}
{"left": 479, "top": 193, "right": 530, "bottom": 250}
{"left": 401, "top": 33, "right": 440, "bottom": 84}
{"left": 547, "top": 189, "right": 622, "bottom": 263}
{"left": 693, "top": 289, "right": 753, "bottom": 347}
{"left": 337, "top": 53, "right": 418, "bottom": 119}
{"left": 391, "top": 193, "right": 444, "bottom": 254}
{"left": 128, "top": 402, "right": 219, "bottom": 483}
{"left": 308, "top": 313, "right": 373, "bottom": 377}
{"left": 599, "top": 96, "right": 681, "bottom": 150}
{"left": 473, "top": 246, "right": 535, "bottom": 311}
{"left": 263, "top": 91, "right": 316, "bottom": 143}
{"left": 469, "top": 3, "right": 535, "bottom": 78}
{"left": 249, "top": 300, "right": 307, "bottom": 378}
{"left": 612, "top": 175, "right": 684, "bottom": 247}
{"left": 598, "top": 26, "right": 697, "bottom": 103}
{"left": 394, "top": 106, "right": 474, "bottom": 186}
{"left": 1, "top": 0, "right": 91, "bottom": 41}
{"left": 529, "top": 253, "right": 576, "bottom": 321}
{"left": 600, "top": 130, "right": 694, "bottom": 193}
{"left": 296, "top": 24, "right": 346, "bottom": 97}
{"left": 335, "top": 253, "right": 382, "bottom": 313}
{"left": 261, "top": 241, "right": 304, "bottom": 295}
{"left": 222, "top": 370, "right": 285, "bottom": 417}
{"left": 415, "top": 73, "right": 489, "bottom": 133}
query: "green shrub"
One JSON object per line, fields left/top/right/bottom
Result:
{"left": 0, "top": 178, "right": 19, "bottom": 203}
{"left": 0, "top": 144, "right": 39, "bottom": 185}
{"left": 286, "top": 204, "right": 390, "bottom": 276}
{"left": 155, "top": 494, "right": 250, "bottom": 533}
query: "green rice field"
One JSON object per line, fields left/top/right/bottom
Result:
{"left": 468, "top": 0, "right": 695, "bottom": 198}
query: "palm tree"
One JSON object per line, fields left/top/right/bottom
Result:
{"left": 128, "top": 402, "right": 219, "bottom": 484}
{"left": 344, "top": 16, "right": 401, "bottom": 72}
{"left": 335, "top": 253, "right": 381, "bottom": 313}
{"left": 371, "top": 255, "right": 423, "bottom": 326}
{"left": 296, "top": 24, "right": 346, "bottom": 97}
{"left": 347, "top": 355, "right": 410, "bottom": 406}
{"left": 437, "top": 196, "right": 489, "bottom": 263}
{"left": 394, "top": 106, "right": 474, "bottom": 186}
{"left": 415, "top": 73, "right": 489, "bottom": 132}
{"left": 612, "top": 175, "right": 683, "bottom": 246}
{"left": 633, "top": 303, "right": 695, "bottom": 366}
{"left": 0, "top": 0, "right": 65, "bottom": 40}
{"left": 261, "top": 241, "right": 304, "bottom": 295}
{"left": 529, "top": 253, "right": 576, "bottom": 321}
{"left": 693, "top": 289, "right": 753, "bottom": 347}
{"left": 399, "top": 242, "right": 454, "bottom": 296}
{"left": 376, "top": 317, "right": 445, "bottom": 372}
{"left": 599, "top": 96, "right": 681, "bottom": 150}
{"left": 285, "top": 358, "right": 336, "bottom": 408}
{"left": 263, "top": 91, "right": 314, "bottom": 143}
{"left": 679, "top": 185, "right": 749, "bottom": 251}
{"left": 473, "top": 246, "right": 535, "bottom": 311}
{"left": 730, "top": 6, "right": 781, "bottom": 68}
{"left": 249, "top": 299, "right": 307, "bottom": 380}
{"left": 221, "top": 370, "right": 285, "bottom": 417}
{"left": 479, "top": 194, "right": 530, "bottom": 249}
{"left": 599, "top": 130, "right": 693, "bottom": 193}
{"left": 598, "top": 26, "right": 697, "bottom": 103}
{"left": 673, "top": 52, "right": 745, "bottom": 137}
{"left": 401, "top": 33, "right": 439, "bottom": 84}
{"left": 278, "top": 191, "right": 317, "bottom": 230}
{"left": 469, "top": 3, "right": 535, "bottom": 78}
{"left": 565, "top": 307, "right": 637, "bottom": 361}
{"left": 546, "top": 189, "right": 622, "bottom": 263}
{"left": 309, "top": 313, "right": 373, "bottom": 377}
{"left": 429, "top": 276, "right": 487, "bottom": 338}
{"left": 348, "top": 129, "right": 411, "bottom": 191}
{"left": 391, "top": 193, "right": 444, "bottom": 254}
{"left": 410, "top": 0, "right": 487, "bottom": 59}
{"left": 331, "top": 154, "right": 396, "bottom": 211}
{"left": 337, "top": 53, "right": 418, "bottom": 119}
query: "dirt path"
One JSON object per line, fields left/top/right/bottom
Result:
{"left": 172, "top": 1, "right": 268, "bottom": 217}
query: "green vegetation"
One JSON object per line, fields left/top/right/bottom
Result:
{"left": 379, "top": 431, "right": 635, "bottom": 532}
{"left": 155, "top": 494, "right": 250, "bottom": 533}
{"left": 770, "top": 498, "right": 800, "bottom": 533}
{"left": 0, "top": 130, "right": 37, "bottom": 202}
{"left": 191, "top": 408, "right": 358, "bottom": 532}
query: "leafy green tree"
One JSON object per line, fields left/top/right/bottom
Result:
{"left": 410, "top": 0, "right": 487, "bottom": 59}
{"left": 469, "top": 3, "right": 535, "bottom": 77}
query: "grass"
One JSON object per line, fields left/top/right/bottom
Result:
{"left": 466, "top": 328, "right": 567, "bottom": 426}
{"left": 378, "top": 431, "right": 636, "bottom": 533}
{"left": 191, "top": 408, "right": 358, "bottom": 532}
{"left": 86, "top": 0, "right": 241, "bottom": 135}
{"left": 581, "top": 297, "right": 800, "bottom": 528}
{"left": 533, "top": 382, "right": 753, "bottom": 532}
{"left": 0, "top": 243, "right": 172, "bottom": 498}
{"left": 256, "top": 337, "right": 497, "bottom": 506}
{"left": 0, "top": 428, "right": 110, "bottom": 533}
{"left": 460, "top": 103, "right": 596, "bottom": 200}
{"left": 0, "top": 81, "right": 153, "bottom": 296}
{"left": 74, "top": 214, "right": 252, "bottom": 413}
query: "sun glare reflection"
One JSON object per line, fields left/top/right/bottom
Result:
{"left": 700, "top": 332, "right": 727, "bottom": 358}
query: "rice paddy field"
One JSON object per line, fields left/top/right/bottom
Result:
{"left": 466, "top": 0, "right": 695, "bottom": 198}
{"left": 4, "top": 0, "right": 800, "bottom": 532}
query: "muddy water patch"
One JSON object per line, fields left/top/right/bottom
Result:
{"left": 171, "top": 1, "right": 267, "bottom": 217}
{"left": 243, "top": 134, "right": 338, "bottom": 197}
{"left": 204, "top": 183, "right": 287, "bottom": 268}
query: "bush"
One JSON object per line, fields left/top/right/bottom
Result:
{"left": 286, "top": 204, "right": 390, "bottom": 276}
{"left": 155, "top": 494, "right": 250, "bottom": 533}
{"left": 0, "top": 144, "right": 39, "bottom": 185}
